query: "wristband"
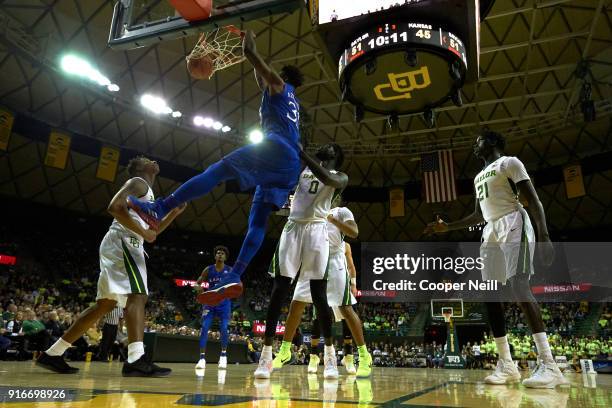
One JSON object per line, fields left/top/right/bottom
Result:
{"left": 351, "top": 278, "right": 357, "bottom": 285}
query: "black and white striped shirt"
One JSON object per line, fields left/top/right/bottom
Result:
{"left": 104, "top": 307, "right": 123, "bottom": 325}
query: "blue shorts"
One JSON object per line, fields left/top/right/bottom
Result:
{"left": 202, "top": 299, "right": 231, "bottom": 320}
{"left": 221, "top": 140, "right": 301, "bottom": 209}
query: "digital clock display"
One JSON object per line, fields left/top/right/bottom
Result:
{"left": 339, "top": 22, "right": 467, "bottom": 78}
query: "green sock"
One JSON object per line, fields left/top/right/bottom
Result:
{"left": 358, "top": 345, "right": 368, "bottom": 355}
{"left": 281, "top": 341, "right": 291, "bottom": 352}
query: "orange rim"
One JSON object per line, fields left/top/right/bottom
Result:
{"left": 225, "top": 25, "right": 245, "bottom": 37}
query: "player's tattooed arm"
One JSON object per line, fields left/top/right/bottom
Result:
{"left": 157, "top": 203, "right": 187, "bottom": 235}
{"left": 327, "top": 215, "right": 358, "bottom": 238}
{"left": 517, "top": 180, "right": 554, "bottom": 266}
{"left": 108, "top": 178, "right": 156, "bottom": 243}
{"left": 242, "top": 30, "right": 284, "bottom": 94}
{"left": 195, "top": 267, "right": 209, "bottom": 293}
{"left": 299, "top": 149, "right": 349, "bottom": 189}
{"left": 424, "top": 190, "right": 484, "bottom": 234}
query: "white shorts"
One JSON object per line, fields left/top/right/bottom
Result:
{"left": 292, "top": 250, "right": 356, "bottom": 310}
{"left": 96, "top": 229, "right": 148, "bottom": 308}
{"left": 480, "top": 207, "right": 535, "bottom": 283}
{"left": 269, "top": 221, "right": 330, "bottom": 281}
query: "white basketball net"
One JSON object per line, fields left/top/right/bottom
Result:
{"left": 187, "top": 25, "right": 245, "bottom": 75}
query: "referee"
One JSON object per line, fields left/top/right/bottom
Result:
{"left": 97, "top": 306, "right": 123, "bottom": 361}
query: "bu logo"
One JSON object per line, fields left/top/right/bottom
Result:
{"left": 447, "top": 355, "right": 460, "bottom": 363}
{"left": 129, "top": 237, "right": 140, "bottom": 248}
{"left": 373, "top": 66, "right": 431, "bottom": 101}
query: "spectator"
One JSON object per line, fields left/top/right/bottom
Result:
{"left": 22, "top": 310, "right": 52, "bottom": 352}
{"left": 44, "top": 311, "right": 63, "bottom": 342}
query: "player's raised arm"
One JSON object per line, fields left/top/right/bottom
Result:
{"left": 108, "top": 178, "right": 156, "bottom": 243}
{"left": 242, "top": 30, "right": 284, "bottom": 94}
{"left": 299, "top": 148, "right": 348, "bottom": 190}
{"left": 424, "top": 190, "right": 483, "bottom": 235}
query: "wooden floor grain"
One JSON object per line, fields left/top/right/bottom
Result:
{"left": 0, "top": 361, "right": 610, "bottom": 407}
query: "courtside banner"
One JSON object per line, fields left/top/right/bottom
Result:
{"left": 360, "top": 242, "right": 612, "bottom": 302}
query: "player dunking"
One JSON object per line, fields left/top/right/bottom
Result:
{"left": 272, "top": 198, "right": 372, "bottom": 377}
{"left": 195, "top": 245, "right": 233, "bottom": 371}
{"left": 254, "top": 144, "right": 347, "bottom": 379}
{"left": 37, "top": 157, "right": 185, "bottom": 376}
{"left": 128, "top": 30, "right": 304, "bottom": 305}
{"left": 426, "top": 130, "right": 568, "bottom": 388}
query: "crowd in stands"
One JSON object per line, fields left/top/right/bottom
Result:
{"left": 598, "top": 305, "right": 611, "bottom": 337}
{"left": 0, "top": 262, "right": 101, "bottom": 360}
{"left": 460, "top": 332, "right": 612, "bottom": 372}
{"left": 505, "top": 302, "right": 589, "bottom": 337}
{"left": 356, "top": 303, "right": 416, "bottom": 336}
{"left": 2, "top": 203, "right": 611, "bottom": 371}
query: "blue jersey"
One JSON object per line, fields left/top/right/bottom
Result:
{"left": 259, "top": 84, "right": 300, "bottom": 158}
{"left": 205, "top": 264, "right": 233, "bottom": 289}
{"left": 203, "top": 264, "right": 233, "bottom": 312}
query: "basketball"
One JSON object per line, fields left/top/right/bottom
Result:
{"left": 187, "top": 55, "right": 214, "bottom": 80}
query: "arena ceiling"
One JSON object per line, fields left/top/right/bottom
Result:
{"left": 1, "top": 0, "right": 612, "bottom": 241}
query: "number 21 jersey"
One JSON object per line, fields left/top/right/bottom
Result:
{"left": 474, "top": 156, "right": 530, "bottom": 222}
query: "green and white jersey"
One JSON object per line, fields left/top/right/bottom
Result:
{"left": 327, "top": 206, "right": 354, "bottom": 254}
{"left": 110, "top": 177, "right": 154, "bottom": 240}
{"left": 474, "top": 156, "right": 530, "bottom": 222}
{"left": 289, "top": 167, "right": 338, "bottom": 223}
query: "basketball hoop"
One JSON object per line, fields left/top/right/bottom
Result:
{"left": 187, "top": 25, "right": 245, "bottom": 79}
{"left": 442, "top": 308, "right": 453, "bottom": 323}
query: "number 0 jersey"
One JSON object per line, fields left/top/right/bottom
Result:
{"left": 289, "top": 167, "right": 338, "bottom": 223}
{"left": 474, "top": 156, "right": 530, "bottom": 222}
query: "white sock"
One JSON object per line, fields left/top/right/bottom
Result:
{"left": 127, "top": 342, "right": 145, "bottom": 363}
{"left": 324, "top": 345, "right": 335, "bottom": 356}
{"left": 46, "top": 338, "right": 71, "bottom": 356}
{"left": 494, "top": 336, "right": 512, "bottom": 362}
{"left": 532, "top": 332, "right": 555, "bottom": 364}
{"left": 261, "top": 345, "right": 273, "bottom": 360}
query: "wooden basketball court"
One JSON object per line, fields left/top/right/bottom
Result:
{"left": 0, "top": 362, "right": 609, "bottom": 407}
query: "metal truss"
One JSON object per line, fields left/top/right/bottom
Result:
{"left": 0, "top": 0, "right": 611, "bottom": 241}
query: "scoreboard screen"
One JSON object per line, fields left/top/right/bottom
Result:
{"left": 338, "top": 22, "right": 467, "bottom": 77}
{"left": 318, "top": 0, "right": 426, "bottom": 25}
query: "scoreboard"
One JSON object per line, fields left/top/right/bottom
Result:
{"left": 339, "top": 22, "right": 467, "bottom": 78}
{"left": 307, "top": 0, "right": 494, "bottom": 121}
{"left": 338, "top": 21, "right": 467, "bottom": 117}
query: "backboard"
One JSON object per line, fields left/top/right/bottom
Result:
{"left": 108, "top": 0, "right": 303, "bottom": 50}
{"left": 431, "top": 298, "right": 464, "bottom": 320}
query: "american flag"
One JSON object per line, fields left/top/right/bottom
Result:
{"left": 421, "top": 150, "right": 457, "bottom": 203}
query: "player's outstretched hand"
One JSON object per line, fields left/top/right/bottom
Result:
{"left": 424, "top": 215, "right": 449, "bottom": 235}
{"left": 538, "top": 237, "right": 555, "bottom": 267}
{"left": 143, "top": 229, "right": 157, "bottom": 243}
